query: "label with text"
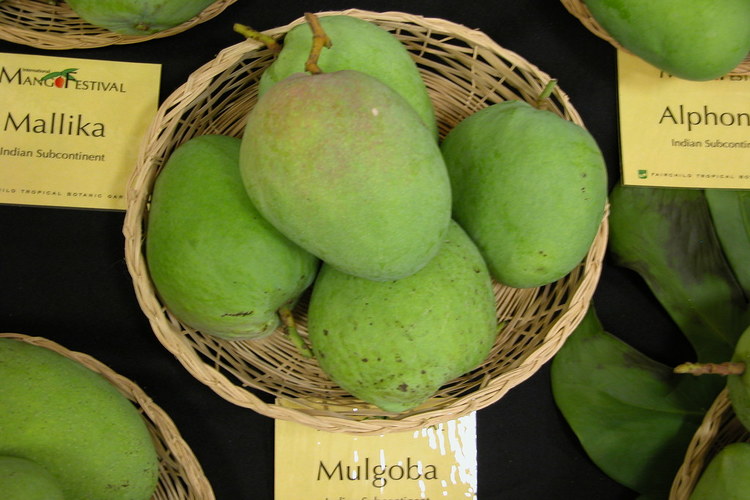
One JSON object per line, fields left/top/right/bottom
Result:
{"left": 274, "top": 402, "right": 477, "bottom": 500}
{"left": 0, "top": 52, "right": 161, "bottom": 210}
{"left": 617, "top": 50, "right": 750, "bottom": 189}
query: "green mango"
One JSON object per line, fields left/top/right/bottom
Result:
{"left": 728, "top": 325, "right": 750, "bottom": 432}
{"left": 146, "top": 134, "right": 319, "bottom": 340}
{"left": 65, "top": 0, "right": 216, "bottom": 35}
{"left": 0, "top": 338, "right": 159, "bottom": 500}
{"left": 690, "top": 442, "right": 750, "bottom": 500}
{"left": 259, "top": 15, "right": 437, "bottom": 138}
{"left": 240, "top": 70, "right": 451, "bottom": 281}
{"left": 440, "top": 99, "right": 607, "bottom": 288}
{"left": 0, "top": 456, "right": 65, "bottom": 500}
{"left": 307, "top": 220, "right": 498, "bottom": 413}
{"left": 583, "top": 0, "right": 750, "bottom": 81}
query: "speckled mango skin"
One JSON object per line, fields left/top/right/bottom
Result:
{"left": 146, "top": 135, "right": 319, "bottom": 340}
{"left": 65, "top": 0, "right": 215, "bottom": 35}
{"left": 440, "top": 100, "right": 607, "bottom": 289}
{"left": 0, "top": 456, "right": 65, "bottom": 500}
{"left": 240, "top": 70, "right": 451, "bottom": 281}
{"left": 307, "top": 221, "right": 498, "bottom": 413}
{"left": 0, "top": 338, "right": 159, "bottom": 500}
{"left": 259, "top": 15, "right": 438, "bottom": 138}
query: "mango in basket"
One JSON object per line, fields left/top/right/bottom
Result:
{"left": 64, "top": 0, "right": 216, "bottom": 35}
{"left": 728, "top": 325, "right": 750, "bottom": 432}
{"left": 0, "top": 338, "right": 159, "bottom": 500}
{"left": 0, "top": 456, "right": 65, "bottom": 500}
{"left": 440, "top": 99, "right": 607, "bottom": 289}
{"left": 239, "top": 64, "right": 451, "bottom": 281}
{"left": 690, "top": 442, "right": 750, "bottom": 499}
{"left": 147, "top": 134, "right": 319, "bottom": 340}
{"left": 256, "top": 14, "right": 438, "bottom": 138}
{"left": 307, "top": 220, "right": 498, "bottom": 413}
{"left": 679, "top": 325, "right": 750, "bottom": 432}
{"left": 582, "top": 0, "right": 750, "bottom": 81}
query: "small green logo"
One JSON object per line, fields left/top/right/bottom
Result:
{"left": 638, "top": 169, "right": 648, "bottom": 179}
{"left": 40, "top": 68, "right": 78, "bottom": 88}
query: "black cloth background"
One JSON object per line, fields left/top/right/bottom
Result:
{"left": 0, "top": 1, "right": 695, "bottom": 498}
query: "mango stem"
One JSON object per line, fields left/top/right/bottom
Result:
{"left": 303, "top": 12, "right": 332, "bottom": 74}
{"left": 536, "top": 79, "right": 558, "bottom": 104}
{"left": 673, "top": 361, "right": 746, "bottom": 376}
{"left": 279, "top": 306, "right": 313, "bottom": 358}
{"left": 233, "top": 23, "right": 282, "bottom": 52}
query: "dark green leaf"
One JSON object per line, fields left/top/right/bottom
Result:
{"left": 551, "top": 306, "right": 715, "bottom": 496}
{"left": 608, "top": 184, "right": 749, "bottom": 363}
{"left": 705, "top": 188, "right": 750, "bottom": 300}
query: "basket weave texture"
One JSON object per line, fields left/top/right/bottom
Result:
{"left": 123, "top": 9, "right": 609, "bottom": 435}
{"left": 560, "top": 0, "right": 750, "bottom": 75}
{"left": 670, "top": 388, "right": 750, "bottom": 500}
{"left": 0, "top": 0, "right": 237, "bottom": 50}
{"left": 0, "top": 333, "right": 214, "bottom": 500}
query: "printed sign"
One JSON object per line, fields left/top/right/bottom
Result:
{"left": 275, "top": 405, "right": 478, "bottom": 500}
{"left": 617, "top": 50, "right": 750, "bottom": 189}
{"left": 0, "top": 52, "right": 161, "bottom": 210}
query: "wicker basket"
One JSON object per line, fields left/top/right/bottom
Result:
{"left": 123, "top": 9, "right": 609, "bottom": 435}
{"left": 0, "top": 0, "right": 237, "bottom": 50}
{"left": 0, "top": 333, "right": 214, "bottom": 500}
{"left": 560, "top": 0, "right": 750, "bottom": 75}
{"left": 670, "top": 388, "right": 750, "bottom": 499}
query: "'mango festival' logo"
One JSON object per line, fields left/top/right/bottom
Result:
{"left": 0, "top": 64, "right": 125, "bottom": 93}
{"left": 40, "top": 68, "right": 78, "bottom": 88}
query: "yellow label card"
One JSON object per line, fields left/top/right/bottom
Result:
{"left": 0, "top": 52, "right": 160, "bottom": 210}
{"left": 617, "top": 50, "right": 750, "bottom": 189}
{"left": 274, "top": 408, "right": 477, "bottom": 500}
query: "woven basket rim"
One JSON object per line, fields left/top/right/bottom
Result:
{"left": 0, "top": 0, "right": 237, "bottom": 50}
{"left": 560, "top": 0, "right": 750, "bottom": 75}
{"left": 0, "top": 332, "right": 215, "bottom": 500}
{"left": 123, "top": 8, "right": 609, "bottom": 434}
{"left": 669, "top": 387, "right": 750, "bottom": 499}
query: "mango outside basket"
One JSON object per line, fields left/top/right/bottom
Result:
{"left": 0, "top": 333, "right": 215, "bottom": 500}
{"left": 123, "top": 9, "right": 609, "bottom": 435}
{"left": 0, "top": 0, "right": 237, "bottom": 49}
{"left": 670, "top": 388, "right": 750, "bottom": 499}
{"left": 559, "top": 0, "right": 750, "bottom": 75}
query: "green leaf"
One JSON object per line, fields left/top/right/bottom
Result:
{"left": 551, "top": 307, "right": 716, "bottom": 496}
{"left": 40, "top": 69, "right": 78, "bottom": 82}
{"left": 40, "top": 72, "right": 63, "bottom": 81}
{"left": 608, "top": 184, "right": 750, "bottom": 363}
{"left": 705, "top": 188, "right": 750, "bottom": 300}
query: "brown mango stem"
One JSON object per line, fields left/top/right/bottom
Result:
{"left": 279, "top": 306, "right": 313, "bottom": 358}
{"left": 673, "top": 361, "right": 746, "bottom": 376}
{"left": 303, "top": 12, "right": 332, "bottom": 74}
{"left": 233, "top": 23, "right": 282, "bottom": 53}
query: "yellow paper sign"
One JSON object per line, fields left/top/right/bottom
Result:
{"left": 274, "top": 407, "right": 477, "bottom": 500}
{"left": 617, "top": 50, "right": 750, "bottom": 189}
{"left": 0, "top": 52, "right": 160, "bottom": 210}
